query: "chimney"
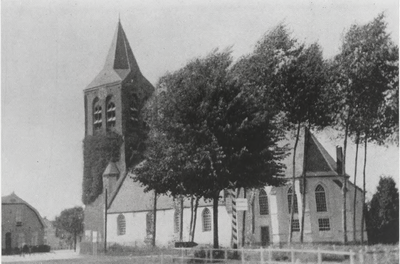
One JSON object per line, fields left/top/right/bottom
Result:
{"left": 103, "top": 162, "right": 120, "bottom": 195}
{"left": 336, "top": 146, "right": 343, "bottom": 175}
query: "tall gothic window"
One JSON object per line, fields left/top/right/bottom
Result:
{"left": 259, "top": 189, "right": 269, "bottom": 215}
{"left": 106, "top": 97, "right": 116, "bottom": 128}
{"left": 202, "top": 208, "right": 211, "bottom": 232}
{"left": 117, "top": 214, "right": 126, "bottom": 236}
{"left": 93, "top": 98, "right": 102, "bottom": 130}
{"left": 315, "top": 184, "right": 327, "bottom": 212}
{"left": 287, "top": 187, "right": 298, "bottom": 214}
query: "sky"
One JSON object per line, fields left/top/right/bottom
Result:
{"left": 1, "top": 0, "right": 399, "bottom": 220}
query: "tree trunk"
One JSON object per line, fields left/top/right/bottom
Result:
{"left": 104, "top": 189, "right": 108, "bottom": 253}
{"left": 342, "top": 117, "right": 350, "bottom": 245}
{"left": 180, "top": 197, "right": 184, "bottom": 241}
{"left": 191, "top": 197, "right": 199, "bottom": 242}
{"left": 289, "top": 122, "right": 301, "bottom": 244}
{"left": 213, "top": 191, "right": 219, "bottom": 249}
{"left": 74, "top": 231, "right": 77, "bottom": 252}
{"left": 242, "top": 188, "right": 247, "bottom": 247}
{"left": 300, "top": 126, "right": 309, "bottom": 243}
{"left": 361, "top": 134, "right": 368, "bottom": 245}
{"left": 352, "top": 133, "right": 360, "bottom": 242}
{"left": 251, "top": 189, "right": 256, "bottom": 234}
{"left": 189, "top": 196, "right": 194, "bottom": 241}
{"left": 152, "top": 191, "right": 157, "bottom": 247}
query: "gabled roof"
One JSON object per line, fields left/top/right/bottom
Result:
{"left": 86, "top": 20, "right": 154, "bottom": 97}
{"left": 2, "top": 192, "right": 46, "bottom": 228}
{"left": 280, "top": 129, "right": 339, "bottom": 178}
{"left": 103, "top": 162, "right": 120, "bottom": 176}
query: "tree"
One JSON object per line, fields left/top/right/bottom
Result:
{"left": 134, "top": 49, "right": 287, "bottom": 248}
{"left": 366, "top": 176, "right": 399, "bottom": 244}
{"left": 333, "top": 13, "right": 399, "bottom": 243}
{"left": 243, "top": 24, "right": 331, "bottom": 243}
{"left": 55, "top": 207, "right": 84, "bottom": 252}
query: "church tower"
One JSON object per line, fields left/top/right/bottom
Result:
{"left": 82, "top": 20, "right": 154, "bottom": 252}
{"left": 84, "top": 19, "right": 154, "bottom": 163}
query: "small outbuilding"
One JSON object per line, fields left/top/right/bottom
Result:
{"left": 2, "top": 192, "right": 46, "bottom": 254}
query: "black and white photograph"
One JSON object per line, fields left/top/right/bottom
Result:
{"left": 2, "top": 0, "right": 399, "bottom": 263}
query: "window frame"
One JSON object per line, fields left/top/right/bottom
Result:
{"left": 287, "top": 187, "right": 298, "bottom": 214}
{"left": 16, "top": 208, "right": 22, "bottom": 226}
{"left": 318, "top": 218, "right": 331, "bottom": 231}
{"left": 106, "top": 97, "right": 116, "bottom": 128}
{"left": 117, "top": 214, "right": 126, "bottom": 236}
{"left": 291, "top": 219, "right": 300, "bottom": 232}
{"left": 202, "top": 208, "right": 211, "bottom": 232}
{"left": 93, "top": 98, "right": 102, "bottom": 130}
{"left": 174, "top": 210, "right": 180, "bottom": 234}
{"left": 146, "top": 212, "right": 153, "bottom": 237}
{"left": 315, "top": 184, "right": 328, "bottom": 212}
{"left": 259, "top": 189, "right": 269, "bottom": 215}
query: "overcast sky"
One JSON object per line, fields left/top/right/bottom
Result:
{"left": 2, "top": 0, "right": 399, "bottom": 220}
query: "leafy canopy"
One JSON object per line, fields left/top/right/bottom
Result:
{"left": 134, "top": 49, "right": 287, "bottom": 199}
{"left": 332, "top": 13, "right": 399, "bottom": 145}
{"left": 55, "top": 206, "right": 84, "bottom": 236}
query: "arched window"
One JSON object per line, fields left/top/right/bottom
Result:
{"left": 106, "top": 97, "right": 116, "bottom": 128}
{"left": 315, "top": 184, "right": 327, "bottom": 212}
{"left": 93, "top": 98, "right": 102, "bottom": 130}
{"left": 202, "top": 208, "right": 211, "bottom": 232}
{"left": 259, "top": 189, "right": 269, "bottom": 215}
{"left": 174, "top": 210, "right": 180, "bottom": 233}
{"left": 287, "top": 187, "right": 298, "bottom": 214}
{"left": 117, "top": 214, "right": 126, "bottom": 236}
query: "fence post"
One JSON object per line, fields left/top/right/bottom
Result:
{"left": 161, "top": 253, "right": 164, "bottom": 264}
{"left": 291, "top": 247, "right": 295, "bottom": 264}
{"left": 358, "top": 249, "right": 364, "bottom": 264}
{"left": 210, "top": 248, "right": 213, "bottom": 262}
{"left": 241, "top": 247, "right": 245, "bottom": 264}
{"left": 260, "top": 247, "right": 264, "bottom": 263}
{"left": 181, "top": 248, "right": 184, "bottom": 264}
{"left": 225, "top": 248, "right": 228, "bottom": 261}
{"left": 317, "top": 247, "right": 322, "bottom": 264}
{"left": 349, "top": 250, "right": 354, "bottom": 264}
{"left": 373, "top": 249, "right": 378, "bottom": 263}
{"left": 268, "top": 247, "right": 272, "bottom": 262}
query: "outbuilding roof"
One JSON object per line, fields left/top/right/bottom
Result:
{"left": 2, "top": 192, "right": 46, "bottom": 228}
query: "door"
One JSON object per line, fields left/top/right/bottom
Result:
{"left": 5, "top": 232, "right": 12, "bottom": 254}
{"left": 261, "top": 226, "right": 269, "bottom": 246}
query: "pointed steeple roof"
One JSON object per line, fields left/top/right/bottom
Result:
{"left": 86, "top": 20, "right": 154, "bottom": 95}
{"left": 281, "top": 129, "right": 339, "bottom": 178}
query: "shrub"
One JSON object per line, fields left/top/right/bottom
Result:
{"left": 189, "top": 248, "right": 241, "bottom": 263}
{"left": 82, "top": 132, "right": 123, "bottom": 205}
{"left": 31, "top": 245, "right": 51, "bottom": 253}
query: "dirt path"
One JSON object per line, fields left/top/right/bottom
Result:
{"left": 2, "top": 249, "right": 82, "bottom": 263}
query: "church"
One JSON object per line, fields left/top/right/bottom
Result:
{"left": 80, "top": 21, "right": 366, "bottom": 253}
